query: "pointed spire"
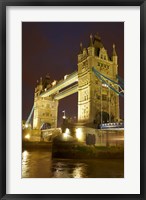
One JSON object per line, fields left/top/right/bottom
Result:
{"left": 79, "top": 42, "right": 83, "bottom": 54}
{"left": 94, "top": 32, "right": 101, "bottom": 41}
{"left": 89, "top": 34, "right": 93, "bottom": 47}
{"left": 46, "top": 73, "right": 50, "bottom": 79}
{"left": 113, "top": 43, "right": 117, "bottom": 56}
{"left": 39, "top": 77, "right": 42, "bottom": 85}
{"left": 83, "top": 47, "right": 87, "bottom": 55}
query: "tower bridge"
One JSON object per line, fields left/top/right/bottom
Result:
{"left": 26, "top": 33, "right": 124, "bottom": 131}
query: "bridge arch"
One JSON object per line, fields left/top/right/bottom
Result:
{"left": 41, "top": 122, "right": 51, "bottom": 130}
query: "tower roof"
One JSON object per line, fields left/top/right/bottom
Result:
{"left": 112, "top": 43, "right": 117, "bottom": 56}
{"left": 89, "top": 34, "right": 93, "bottom": 47}
{"left": 93, "top": 33, "right": 103, "bottom": 49}
{"left": 79, "top": 42, "right": 83, "bottom": 54}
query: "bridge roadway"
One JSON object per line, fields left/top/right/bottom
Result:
{"left": 40, "top": 71, "right": 78, "bottom": 98}
{"left": 54, "top": 84, "right": 78, "bottom": 100}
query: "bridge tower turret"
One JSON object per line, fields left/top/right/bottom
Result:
{"left": 33, "top": 76, "right": 59, "bottom": 130}
{"left": 77, "top": 33, "right": 120, "bottom": 126}
{"left": 112, "top": 43, "right": 118, "bottom": 65}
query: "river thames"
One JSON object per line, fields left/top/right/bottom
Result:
{"left": 22, "top": 149, "right": 124, "bottom": 178}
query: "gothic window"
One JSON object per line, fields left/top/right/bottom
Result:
{"left": 102, "top": 95, "right": 107, "bottom": 101}
{"left": 82, "top": 65, "right": 85, "bottom": 70}
{"left": 97, "top": 95, "right": 100, "bottom": 100}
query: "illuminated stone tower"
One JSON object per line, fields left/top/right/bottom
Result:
{"left": 77, "top": 33, "right": 120, "bottom": 125}
{"left": 33, "top": 75, "right": 58, "bottom": 130}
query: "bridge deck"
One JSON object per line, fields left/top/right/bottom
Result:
{"left": 54, "top": 84, "right": 78, "bottom": 100}
{"left": 40, "top": 71, "right": 78, "bottom": 97}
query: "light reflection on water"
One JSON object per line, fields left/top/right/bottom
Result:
{"left": 22, "top": 150, "right": 124, "bottom": 178}
{"left": 22, "top": 150, "right": 30, "bottom": 177}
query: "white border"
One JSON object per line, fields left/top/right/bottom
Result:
{"left": 6, "top": 6, "right": 140, "bottom": 194}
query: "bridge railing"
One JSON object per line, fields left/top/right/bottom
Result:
{"left": 99, "top": 122, "right": 124, "bottom": 129}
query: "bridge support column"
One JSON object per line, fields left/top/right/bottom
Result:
{"left": 33, "top": 96, "right": 59, "bottom": 130}
{"left": 77, "top": 34, "right": 120, "bottom": 126}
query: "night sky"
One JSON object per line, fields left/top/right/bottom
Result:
{"left": 22, "top": 22, "right": 124, "bottom": 126}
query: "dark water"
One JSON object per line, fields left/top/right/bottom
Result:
{"left": 22, "top": 149, "right": 124, "bottom": 178}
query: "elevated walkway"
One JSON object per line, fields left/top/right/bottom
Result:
{"left": 40, "top": 71, "right": 78, "bottom": 97}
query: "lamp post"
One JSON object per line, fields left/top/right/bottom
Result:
{"left": 62, "top": 110, "right": 66, "bottom": 119}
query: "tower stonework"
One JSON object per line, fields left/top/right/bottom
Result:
{"left": 77, "top": 34, "right": 120, "bottom": 125}
{"left": 33, "top": 77, "right": 58, "bottom": 130}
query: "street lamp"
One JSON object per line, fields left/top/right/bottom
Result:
{"left": 62, "top": 110, "right": 66, "bottom": 119}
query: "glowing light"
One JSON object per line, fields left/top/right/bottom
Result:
{"left": 62, "top": 110, "right": 66, "bottom": 119}
{"left": 63, "top": 128, "right": 70, "bottom": 139}
{"left": 25, "top": 134, "right": 30, "bottom": 140}
{"left": 64, "top": 75, "right": 68, "bottom": 80}
{"left": 22, "top": 150, "right": 29, "bottom": 161}
{"left": 25, "top": 124, "right": 28, "bottom": 128}
{"left": 102, "top": 83, "right": 108, "bottom": 88}
{"left": 22, "top": 150, "right": 30, "bottom": 177}
{"left": 73, "top": 167, "right": 82, "bottom": 178}
{"left": 65, "top": 128, "right": 70, "bottom": 134}
{"left": 76, "top": 128, "right": 83, "bottom": 141}
{"left": 63, "top": 132, "right": 68, "bottom": 138}
{"left": 52, "top": 80, "right": 57, "bottom": 86}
